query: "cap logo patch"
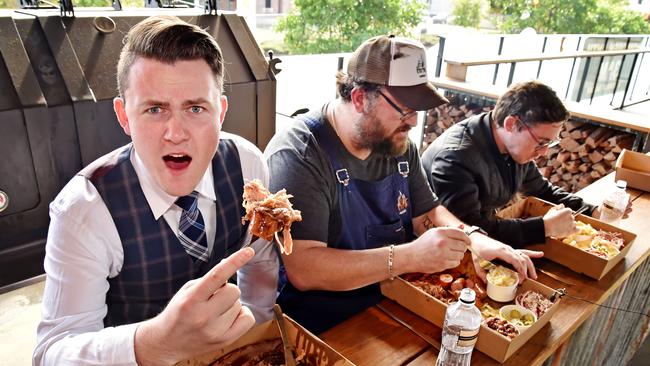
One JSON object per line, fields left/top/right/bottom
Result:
{"left": 416, "top": 57, "right": 426, "bottom": 77}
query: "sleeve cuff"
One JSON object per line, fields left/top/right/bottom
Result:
{"left": 585, "top": 202, "right": 598, "bottom": 217}
{"left": 520, "top": 217, "right": 546, "bottom": 247}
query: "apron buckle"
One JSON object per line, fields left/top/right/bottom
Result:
{"left": 397, "top": 161, "right": 409, "bottom": 178}
{"left": 335, "top": 168, "right": 350, "bottom": 186}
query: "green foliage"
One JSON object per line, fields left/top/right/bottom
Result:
{"left": 420, "top": 33, "right": 440, "bottom": 48}
{"left": 276, "top": 0, "right": 425, "bottom": 55}
{"left": 0, "top": 0, "right": 17, "bottom": 8}
{"left": 589, "top": 5, "right": 650, "bottom": 34}
{"left": 452, "top": 0, "right": 482, "bottom": 28}
{"left": 488, "top": 0, "right": 650, "bottom": 34}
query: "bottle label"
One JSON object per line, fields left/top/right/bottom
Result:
{"left": 457, "top": 328, "right": 479, "bottom": 347}
{"left": 602, "top": 201, "right": 616, "bottom": 211}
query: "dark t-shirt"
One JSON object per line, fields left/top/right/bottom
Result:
{"left": 264, "top": 105, "right": 438, "bottom": 244}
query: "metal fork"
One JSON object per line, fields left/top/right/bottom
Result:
{"left": 241, "top": 215, "right": 284, "bottom": 252}
{"left": 465, "top": 244, "right": 497, "bottom": 271}
{"left": 240, "top": 215, "right": 256, "bottom": 248}
{"left": 572, "top": 206, "right": 589, "bottom": 218}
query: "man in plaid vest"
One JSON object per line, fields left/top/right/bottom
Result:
{"left": 34, "top": 16, "right": 278, "bottom": 366}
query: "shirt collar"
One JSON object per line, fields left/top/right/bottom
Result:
{"left": 130, "top": 148, "right": 216, "bottom": 220}
{"left": 481, "top": 111, "right": 511, "bottom": 162}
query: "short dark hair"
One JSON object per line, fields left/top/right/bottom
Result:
{"left": 116, "top": 15, "right": 224, "bottom": 97}
{"left": 493, "top": 80, "right": 570, "bottom": 128}
{"left": 335, "top": 71, "right": 381, "bottom": 102}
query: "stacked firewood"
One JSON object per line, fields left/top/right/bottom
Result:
{"left": 422, "top": 104, "right": 635, "bottom": 193}
{"left": 422, "top": 103, "right": 492, "bottom": 150}
{"left": 537, "top": 121, "right": 634, "bottom": 192}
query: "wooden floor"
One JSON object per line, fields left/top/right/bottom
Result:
{"left": 0, "top": 278, "right": 44, "bottom": 366}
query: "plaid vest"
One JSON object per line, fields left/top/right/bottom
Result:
{"left": 82, "top": 140, "right": 246, "bottom": 327}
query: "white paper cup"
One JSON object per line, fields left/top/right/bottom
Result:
{"left": 499, "top": 304, "right": 537, "bottom": 333}
{"left": 486, "top": 267, "right": 518, "bottom": 302}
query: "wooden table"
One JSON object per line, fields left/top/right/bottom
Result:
{"left": 320, "top": 174, "right": 650, "bottom": 365}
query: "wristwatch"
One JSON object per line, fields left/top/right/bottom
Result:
{"left": 464, "top": 225, "right": 487, "bottom": 237}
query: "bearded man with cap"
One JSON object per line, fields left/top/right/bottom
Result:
{"left": 264, "top": 35, "right": 542, "bottom": 333}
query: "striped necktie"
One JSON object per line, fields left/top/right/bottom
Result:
{"left": 175, "top": 191, "right": 209, "bottom": 262}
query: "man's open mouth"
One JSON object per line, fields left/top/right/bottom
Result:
{"left": 163, "top": 154, "right": 192, "bottom": 170}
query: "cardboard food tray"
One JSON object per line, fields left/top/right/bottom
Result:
{"left": 381, "top": 276, "right": 561, "bottom": 363}
{"left": 615, "top": 149, "right": 650, "bottom": 192}
{"left": 177, "top": 314, "right": 354, "bottom": 366}
{"left": 498, "top": 196, "right": 637, "bottom": 280}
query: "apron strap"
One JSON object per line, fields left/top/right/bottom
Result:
{"left": 396, "top": 156, "right": 409, "bottom": 178}
{"left": 300, "top": 115, "right": 349, "bottom": 186}
{"left": 302, "top": 115, "right": 409, "bottom": 184}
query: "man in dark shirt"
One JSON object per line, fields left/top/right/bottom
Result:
{"left": 422, "top": 80, "right": 600, "bottom": 248}
{"left": 265, "top": 36, "right": 542, "bottom": 333}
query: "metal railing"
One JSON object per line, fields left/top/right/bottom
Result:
{"left": 435, "top": 34, "right": 650, "bottom": 111}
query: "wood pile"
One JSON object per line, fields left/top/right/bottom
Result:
{"left": 422, "top": 103, "right": 493, "bottom": 150}
{"left": 536, "top": 122, "right": 634, "bottom": 192}
{"left": 422, "top": 104, "right": 635, "bottom": 193}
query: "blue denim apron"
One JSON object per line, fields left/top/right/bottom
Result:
{"left": 277, "top": 116, "right": 413, "bottom": 334}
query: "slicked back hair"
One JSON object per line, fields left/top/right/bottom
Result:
{"left": 117, "top": 15, "right": 224, "bottom": 98}
{"left": 493, "top": 80, "right": 570, "bottom": 129}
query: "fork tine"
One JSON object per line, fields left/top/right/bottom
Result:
{"left": 572, "top": 206, "right": 589, "bottom": 218}
{"left": 274, "top": 231, "right": 285, "bottom": 254}
{"left": 241, "top": 214, "right": 255, "bottom": 248}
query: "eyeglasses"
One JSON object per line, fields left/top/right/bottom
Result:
{"left": 377, "top": 90, "right": 418, "bottom": 122}
{"left": 519, "top": 119, "right": 560, "bottom": 151}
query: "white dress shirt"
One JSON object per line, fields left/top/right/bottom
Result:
{"left": 33, "top": 132, "right": 279, "bottom": 366}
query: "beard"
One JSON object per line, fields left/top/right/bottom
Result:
{"left": 352, "top": 112, "right": 410, "bottom": 156}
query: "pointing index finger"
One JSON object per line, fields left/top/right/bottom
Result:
{"left": 190, "top": 247, "right": 255, "bottom": 299}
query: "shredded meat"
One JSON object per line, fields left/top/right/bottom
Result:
{"left": 484, "top": 317, "right": 519, "bottom": 339}
{"left": 410, "top": 281, "right": 451, "bottom": 302}
{"left": 403, "top": 253, "right": 488, "bottom": 305}
{"left": 210, "top": 338, "right": 315, "bottom": 365}
{"left": 242, "top": 179, "right": 302, "bottom": 255}
{"left": 595, "top": 230, "right": 625, "bottom": 249}
{"left": 515, "top": 290, "right": 554, "bottom": 318}
{"left": 585, "top": 248, "right": 610, "bottom": 259}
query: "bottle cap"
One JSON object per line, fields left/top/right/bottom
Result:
{"left": 616, "top": 180, "right": 627, "bottom": 189}
{"left": 459, "top": 288, "right": 476, "bottom": 304}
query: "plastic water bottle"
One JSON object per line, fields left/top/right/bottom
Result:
{"left": 436, "top": 288, "right": 482, "bottom": 366}
{"left": 599, "top": 180, "right": 629, "bottom": 225}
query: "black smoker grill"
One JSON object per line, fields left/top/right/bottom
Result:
{"left": 0, "top": 9, "right": 276, "bottom": 289}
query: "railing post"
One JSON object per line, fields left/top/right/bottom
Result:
{"left": 536, "top": 36, "right": 547, "bottom": 79}
{"left": 611, "top": 54, "right": 628, "bottom": 106}
{"left": 435, "top": 36, "right": 446, "bottom": 78}
{"left": 589, "top": 38, "right": 609, "bottom": 104}
{"left": 493, "top": 36, "right": 504, "bottom": 85}
{"left": 566, "top": 36, "right": 582, "bottom": 100}
{"left": 610, "top": 37, "right": 631, "bottom": 106}
{"left": 507, "top": 62, "right": 516, "bottom": 86}
{"left": 620, "top": 53, "right": 639, "bottom": 109}
{"left": 629, "top": 37, "right": 643, "bottom": 103}
{"left": 337, "top": 56, "right": 344, "bottom": 98}
{"left": 576, "top": 57, "right": 592, "bottom": 103}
